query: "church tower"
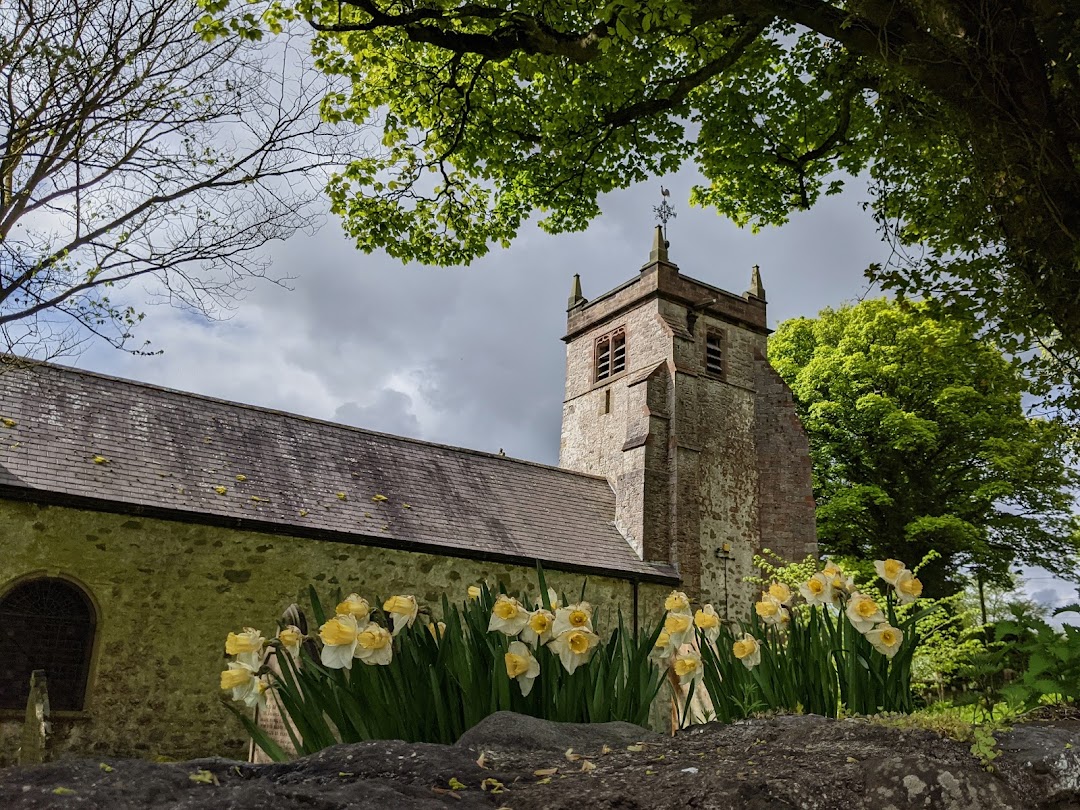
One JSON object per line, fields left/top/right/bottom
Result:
{"left": 559, "top": 227, "right": 816, "bottom": 616}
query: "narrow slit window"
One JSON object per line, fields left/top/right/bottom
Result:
{"left": 595, "top": 328, "right": 626, "bottom": 382}
{"left": 706, "top": 331, "right": 724, "bottom": 376}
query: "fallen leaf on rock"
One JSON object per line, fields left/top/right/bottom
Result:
{"left": 626, "top": 744, "right": 644, "bottom": 752}
{"left": 533, "top": 767, "right": 558, "bottom": 777}
{"left": 480, "top": 778, "right": 505, "bottom": 793}
{"left": 580, "top": 760, "right": 596, "bottom": 773}
{"left": 476, "top": 752, "right": 487, "bottom": 769}
{"left": 601, "top": 745, "right": 612, "bottom": 755}
{"left": 99, "top": 763, "right": 114, "bottom": 773}
{"left": 448, "top": 777, "right": 466, "bottom": 790}
{"left": 564, "top": 748, "right": 581, "bottom": 762}
{"left": 52, "top": 787, "right": 76, "bottom": 796}
{"left": 189, "top": 769, "right": 218, "bottom": 785}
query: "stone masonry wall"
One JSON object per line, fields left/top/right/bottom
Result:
{"left": 0, "top": 499, "right": 664, "bottom": 765}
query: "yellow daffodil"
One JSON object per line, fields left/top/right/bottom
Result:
{"left": 732, "top": 634, "right": 761, "bottom": 670}
{"left": 383, "top": 595, "right": 419, "bottom": 635}
{"left": 356, "top": 624, "right": 394, "bottom": 665}
{"left": 488, "top": 594, "right": 530, "bottom": 635}
{"left": 547, "top": 628, "right": 600, "bottom": 675}
{"left": 651, "top": 629, "right": 676, "bottom": 660}
{"left": 277, "top": 625, "right": 303, "bottom": 659}
{"left": 504, "top": 640, "right": 541, "bottom": 696}
{"left": 663, "top": 610, "right": 695, "bottom": 647}
{"left": 874, "top": 558, "right": 907, "bottom": 586}
{"left": 220, "top": 661, "right": 258, "bottom": 702}
{"left": 224, "top": 627, "right": 265, "bottom": 668}
{"left": 845, "top": 592, "right": 886, "bottom": 633}
{"left": 799, "top": 572, "right": 837, "bottom": 607}
{"left": 427, "top": 621, "right": 447, "bottom": 640}
{"left": 319, "top": 614, "right": 360, "bottom": 669}
{"left": 520, "top": 609, "right": 555, "bottom": 647}
{"left": 664, "top": 590, "right": 692, "bottom": 614}
{"left": 694, "top": 604, "right": 721, "bottom": 643}
{"left": 534, "top": 588, "right": 561, "bottom": 611}
{"left": 865, "top": 624, "right": 904, "bottom": 658}
{"left": 336, "top": 594, "right": 371, "bottom": 624}
{"left": 767, "top": 582, "right": 793, "bottom": 605}
{"left": 894, "top": 571, "right": 924, "bottom": 605}
{"left": 672, "top": 650, "right": 704, "bottom": 686}
{"left": 754, "top": 596, "right": 789, "bottom": 627}
{"left": 467, "top": 585, "right": 482, "bottom": 600}
{"left": 552, "top": 602, "right": 594, "bottom": 636}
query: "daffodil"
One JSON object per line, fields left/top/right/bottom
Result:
{"left": 277, "top": 625, "right": 303, "bottom": 659}
{"left": 319, "top": 614, "right": 360, "bottom": 669}
{"left": 488, "top": 594, "right": 530, "bottom": 635}
{"left": 336, "top": 594, "right": 371, "bottom": 624}
{"left": 865, "top": 624, "right": 904, "bottom": 658}
{"left": 520, "top": 609, "right": 555, "bottom": 646}
{"left": 664, "top": 590, "right": 692, "bottom": 614}
{"left": 220, "top": 661, "right": 259, "bottom": 702}
{"left": 552, "top": 602, "right": 594, "bottom": 636}
{"left": 383, "top": 595, "right": 419, "bottom": 635}
{"left": 767, "top": 582, "right": 793, "bottom": 605}
{"left": 845, "top": 592, "right": 886, "bottom": 633}
{"left": 225, "top": 627, "right": 265, "bottom": 668}
{"left": 534, "top": 588, "right": 560, "bottom": 611}
{"left": 356, "top": 624, "right": 394, "bottom": 665}
{"left": 874, "top": 558, "right": 907, "bottom": 586}
{"left": 548, "top": 628, "right": 600, "bottom": 675}
{"left": 694, "top": 604, "right": 721, "bottom": 643}
{"left": 651, "top": 628, "right": 676, "bottom": 660}
{"left": 468, "top": 585, "right": 482, "bottom": 600}
{"left": 672, "top": 650, "right": 704, "bottom": 686}
{"left": 504, "top": 640, "right": 541, "bottom": 696}
{"left": 894, "top": 570, "right": 923, "bottom": 604}
{"left": 823, "top": 561, "right": 854, "bottom": 593}
{"left": 754, "top": 596, "right": 789, "bottom": 627}
{"left": 799, "top": 573, "right": 837, "bottom": 607}
{"left": 732, "top": 634, "right": 761, "bottom": 669}
{"left": 663, "top": 610, "right": 694, "bottom": 647}
{"left": 428, "top": 621, "right": 447, "bottom": 640}
{"left": 244, "top": 678, "right": 270, "bottom": 709}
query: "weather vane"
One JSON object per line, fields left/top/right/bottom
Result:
{"left": 654, "top": 185, "right": 676, "bottom": 239}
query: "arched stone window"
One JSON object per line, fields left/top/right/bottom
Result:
{"left": 0, "top": 578, "right": 96, "bottom": 712}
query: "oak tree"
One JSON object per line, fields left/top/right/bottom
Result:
{"left": 769, "top": 299, "right": 1078, "bottom": 597}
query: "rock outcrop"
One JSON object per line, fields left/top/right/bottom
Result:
{"left": 1, "top": 711, "right": 1077, "bottom": 809}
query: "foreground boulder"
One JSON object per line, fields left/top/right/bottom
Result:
{"left": 1, "top": 711, "right": 1077, "bottom": 809}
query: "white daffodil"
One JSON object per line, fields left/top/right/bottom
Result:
{"left": 664, "top": 590, "right": 692, "bottom": 614}
{"left": 732, "top": 634, "right": 761, "bottom": 670}
{"left": 823, "top": 561, "right": 854, "bottom": 594}
{"left": 754, "top": 595, "right": 789, "bottom": 627}
{"left": 383, "top": 595, "right": 419, "bottom": 635}
{"left": 800, "top": 573, "right": 838, "bottom": 607}
{"left": 767, "top": 582, "right": 793, "bottom": 605}
{"left": 663, "top": 610, "right": 695, "bottom": 647}
{"left": 547, "top": 628, "right": 600, "bottom": 675}
{"left": 672, "top": 650, "right": 704, "bottom": 686}
{"left": 865, "top": 623, "right": 904, "bottom": 658}
{"left": 336, "top": 594, "right": 372, "bottom": 624}
{"left": 874, "top": 558, "right": 908, "bottom": 586}
{"left": 356, "top": 624, "right": 394, "bottom": 665}
{"left": 243, "top": 677, "right": 271, "bottom": 709}
{"left": 220, "top": 661, "right": 259, "bottom": 702}
{"left": 694, "top": 605, "right": 721, "bottom": 643}
{"left": 894, "top": 570, "right": 924, "bottom": 605}
{"left": 319, "top": 614, "right": 360, "bottom": 669}
{"left": 504, "top": 640, "right": 541, "bottom": 696}
{"left": 520, "top": 609, "right": 555, "bottom": 647}
{"left": 552, "top": 602, "right": 594, "bottom": 636}
{"left": 845, "top": 592, "right": 886, "bottom": 633}
{"left": 277, "top": 625, "right": 303, "bottom": 659}
{"left": 534, "top": 588, "right": 561, "bottom": 611}
{"left": 650, "top": 629, "right": 677, "bottom": 661}
{"left": 225, "top": 627, "right": 265, "bottom": 668}
{"left": 489, "top": 594, "right": 530, "bottom": 635}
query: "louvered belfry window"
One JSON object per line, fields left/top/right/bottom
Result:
{"left": 0, "top": 579, "right": 96, "bottom": 711}
{"left": 706, "top": 330, "right": 724, "bottom": 376}
{"left": 595, "top": 328, "right": 626, "bottom": 382}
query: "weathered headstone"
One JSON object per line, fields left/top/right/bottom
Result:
{"left": 18, "top": 670, "right": 50, "bottom": 765}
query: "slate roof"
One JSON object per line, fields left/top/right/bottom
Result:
{"left": 0, "top": 359, "right": 676, "bottom": 583}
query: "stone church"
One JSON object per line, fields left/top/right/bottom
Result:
{"left": 0, "top": 228, "right": 815, "bottom": 762}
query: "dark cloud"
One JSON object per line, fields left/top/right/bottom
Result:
{"left": 334, "top": 390, "right": 421, "bottom": 437}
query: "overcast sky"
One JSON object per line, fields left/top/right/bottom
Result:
{"left": 73, "top": 166, "right": 1076, "bottom": 613}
